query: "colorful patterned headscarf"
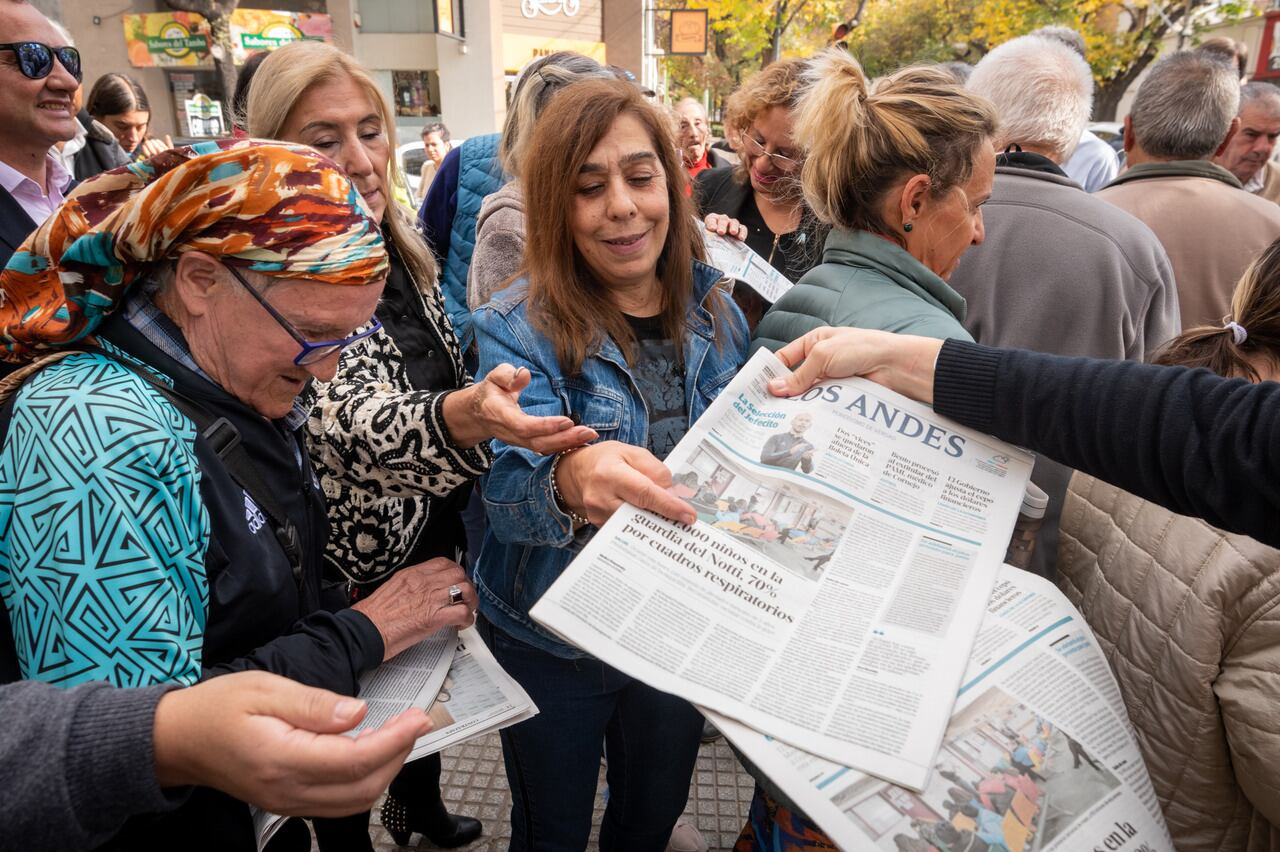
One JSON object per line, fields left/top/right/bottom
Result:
{"left": 0, "top": 139, "right": 388, "bottom": 362}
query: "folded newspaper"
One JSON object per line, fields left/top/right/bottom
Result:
{"left": 710, "top": 564, "right": 1175, "bottom": 852}
{"left": 530, "top": 347, "right": 1034, "bottom": 790}
{"left": 253, "top": 626, "right": 536, "bottom": 850}
{"left": 701, "top": 222, "right": 794, "bottom": 303}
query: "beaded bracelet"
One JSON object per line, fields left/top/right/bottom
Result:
{"left": 550, "top": 447, "right": 590, "bottom": 528}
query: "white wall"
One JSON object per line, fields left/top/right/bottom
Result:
{"left": 434, "top": 0, "right": 507, "bottom": 138}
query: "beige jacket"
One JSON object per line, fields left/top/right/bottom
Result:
{"left": 1256, "top": 160, "right": 1280, "bottom": 206}
{"left": 1058, "top": 474, "right": 1280, "bottom": 852}
{"left": 1098, "top": 160, "right": 1280, "bottom": 328}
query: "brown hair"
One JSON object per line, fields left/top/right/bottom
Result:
{"left": 1154, "top": 238, "right": 1280, "bottom": 380}
{"left": 521, "top": 78, "right": 728, "bottom": 375}
{"left": 795, "top": 49, "right": 998, "bottom": 243}
{"left": 725, "top": 58, "right": 809, "bottom": 183}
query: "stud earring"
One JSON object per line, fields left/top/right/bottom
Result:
{"left": 903, "top": 222, "right": 914, "bottom": 232}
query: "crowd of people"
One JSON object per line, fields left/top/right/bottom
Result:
{"left": 2, "top": 0, "right": 1280, "bottom": 849}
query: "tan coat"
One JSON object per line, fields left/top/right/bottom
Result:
{"left": 1257, "top": 160, "right": 1280, "bottom": 205}
{"left": 1058, "top": 474, "right": 1280, "bottom": 852}
{"left": 1099, "top": 161, "right": 1280, "bottom": 328}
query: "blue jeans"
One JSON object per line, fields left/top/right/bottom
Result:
{"left": 480, "top": 619, "right": 703, "bottom": 851}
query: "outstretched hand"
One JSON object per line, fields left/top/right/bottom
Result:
{"left": 153, "top": 670, "right": 430, "bottom": 816}
{"left": 444, "top": 364, "right": 597, "bottom": 454}
{"left": 767, "top": 327, "right": 942, "bottom": 405}
{"left": 555, "top": 441, "right": 697, "bottom": 527}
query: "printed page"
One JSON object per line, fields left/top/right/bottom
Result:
{"left": 702, "top": 222, "right": 794, "bottom": 303}
{"left": 531, "top": 348, "right": 1033, "bottom": 788}
{"left": 714, "top": 565, "right": 1173, "bottom": 852}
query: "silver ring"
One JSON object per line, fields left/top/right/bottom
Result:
{"left": 448, "top": 584, "right": 464, "bottom": 606}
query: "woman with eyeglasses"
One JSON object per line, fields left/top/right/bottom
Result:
{"left": 0, "top": 141, "right": 481, "bottom": 852}
{"left": 245, "top": 42, "right": 589, "bottom": 851}
{"left": 695, "top": 58, "right": 823, "bottom": 329}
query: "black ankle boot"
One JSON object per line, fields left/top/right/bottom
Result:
{"left": 380, "top": 794, "right": 483, "bottom": 848}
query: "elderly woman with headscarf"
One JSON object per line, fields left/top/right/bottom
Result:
{"left": 0, "top": 140, "right": 477, "bottom": 852}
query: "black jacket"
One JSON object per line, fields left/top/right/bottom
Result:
{"left": 0, "top": 185, "right": 36, "bottom": 271}
{"left": 71, "top": 111, "right": 130, "bottom": 182}
{"left": 0, "top": 310, "right": 383, "bottom": 850}
{"left": 934, "top": 339, "right": 1280, "bottom": 548}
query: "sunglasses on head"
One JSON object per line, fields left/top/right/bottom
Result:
{"left": 0, "top": 42, "right": 81, "bottom": 82}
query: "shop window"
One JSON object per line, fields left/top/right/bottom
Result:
{"left": 435, "top": 0, "right": 464, "bottom": 37}
{"left": 392, "top": 70, "right": 442, "bottom": 118}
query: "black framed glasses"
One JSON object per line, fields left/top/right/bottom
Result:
{"left": 0, "top": 42, "right": 81, "bottom": 82}
{"left": 224, "top": 265, "right": 382, "bottom": 367}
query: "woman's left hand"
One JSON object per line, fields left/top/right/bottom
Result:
{"left": 443, "top": 363, "right": 598, "bottom": 453}
{"left": 137, "top": 135, "right": 174, "bottom": 159}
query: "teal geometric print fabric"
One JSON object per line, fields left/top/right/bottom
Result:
{"left": 0, "top": 352, "right": 209, "bottom": 687}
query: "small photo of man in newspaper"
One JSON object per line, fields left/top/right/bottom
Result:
{"left": 833, "top": 686, "right": 1120, "bottom": 852}
{"left": 670, "top": 442, "right": 849, "bottom": 580}
{"left": 759, "top": 412, "right": 817, "bottom": 473}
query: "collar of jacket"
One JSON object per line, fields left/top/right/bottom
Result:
{"left": 995, "top": 151, "right": 1070, "bottom": 179}
{"left": 1104, "top": 158, "right": 1243, "bottom": 190}
{"left": 821, "top": 228, "right": 967, "bottom": 322}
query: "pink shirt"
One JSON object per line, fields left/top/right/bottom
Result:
{"left": 0, "top": 153, "right": 72, "bottom": 227}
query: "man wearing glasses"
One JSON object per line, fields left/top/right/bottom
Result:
{"left": 0, "top": 0, "right": 81, "bottom": 269}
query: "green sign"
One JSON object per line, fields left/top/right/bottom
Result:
{"left": 146, "top": 34, "right": 209, "bottom": 54}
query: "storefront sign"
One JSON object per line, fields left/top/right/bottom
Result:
{"left": 123, "top": 9, "right": 332, "bottom": 69}
{"left": 184, "top": 93, "right": 225, "bottom": 137}
{"left": 670, "top": 9, "right": 708, "bottom": 55}
{"left": 520, "top": 0, "right": 581, "bottom": 17}
{"left": 502, "top": 33, "right": 605, "bottom": 72}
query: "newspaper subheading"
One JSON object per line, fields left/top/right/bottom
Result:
{"left": 702, "top": 222, "right": 794, "bottom": 303}
{"left": 711, "top": 564, "right": 1175, "bottom": 852}
{"left": 530, "top": 347, "right": 1034, "bottom": 790}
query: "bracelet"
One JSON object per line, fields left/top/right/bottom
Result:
{"left": 550, "top": 447, "right": 590, "bottom": 528}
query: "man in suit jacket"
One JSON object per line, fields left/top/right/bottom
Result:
{"left": 0, "top": 1, "right": 80, "bottom": 270}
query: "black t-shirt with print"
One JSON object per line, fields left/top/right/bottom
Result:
{"left": 624, "top": 313, "right": 688, "bottom": 461}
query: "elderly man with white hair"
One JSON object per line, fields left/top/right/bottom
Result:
{"left": 1215, "top": 81, "right": 1280, "bottom": 203}
{"left": 948, "top": 33, "right": 1180, "bottom": 578}
{"left": 674, "top": 97, "right": 732, "bottom": 185}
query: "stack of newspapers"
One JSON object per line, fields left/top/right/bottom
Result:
{"left": 530, "top": 349, "right": 1175, "bottom": 852}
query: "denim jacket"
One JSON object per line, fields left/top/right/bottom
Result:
{"left": 474, "top": 261, "right": 748, "bottom": 657}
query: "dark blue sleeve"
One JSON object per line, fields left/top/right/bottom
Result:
{"left": 933, "top": 339, "right": 1280, "bottom": 547}
{"left": 420, "top": 147, "right": 462, "bottom": 266}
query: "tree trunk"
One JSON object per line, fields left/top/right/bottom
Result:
{"left": 206, "top": 13, "right": 239, "bottom": 127}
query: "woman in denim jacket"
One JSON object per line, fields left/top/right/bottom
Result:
{"left": 473, "top": 79, "right": 748, "bottom": 851}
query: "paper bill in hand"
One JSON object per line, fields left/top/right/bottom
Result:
{"left": 701, "top": 222, "right": 794, "bottom": 303}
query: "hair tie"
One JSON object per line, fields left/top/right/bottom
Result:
{"left": 1225, "top": 320, "right": 1248, "bottom": 345}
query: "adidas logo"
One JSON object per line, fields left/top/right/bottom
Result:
{"left": 244, "top": 493, "right": 267, "bottom": 535}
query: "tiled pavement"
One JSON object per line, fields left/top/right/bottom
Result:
{"left": 311, "top": 733, "right": 757, "bottom": 851}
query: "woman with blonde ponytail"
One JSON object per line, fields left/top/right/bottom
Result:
{"left": 245, "top": 40, "right": 590, "bottom": 852}
{"left": 751, "top": 49, "right": 998, "bottom": 353}
{"left": 738, "top": 49, "right": 998, "bottom": 849}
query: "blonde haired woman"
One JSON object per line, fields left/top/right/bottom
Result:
{"left": 246, "top": 40, "right": 589, "bottom": 851}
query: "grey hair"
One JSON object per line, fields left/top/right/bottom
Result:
{"left": 500, "top": 52, "right": 614, "bottom": 176}
{"left": 1130, "top": 51, "right": 1240, "bottom": 160}
{"left": 675, "top": 97, "right": 706, "bottom": 118}
{"left": 968, "top": 35, "right": 1093, "bottom": 163}
{"left": 1240, "top": 81, "right": 1280, "bottom": 115}
{"left": 1030, "top": 25, "right": 1086, "bottom": 58}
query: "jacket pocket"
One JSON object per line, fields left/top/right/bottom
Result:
{"left": 557, "top": 384, "right": 626, "bottom": 433}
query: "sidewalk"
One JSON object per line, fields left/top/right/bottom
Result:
{"left": 351, "top": 732, "right": 757, "bottom": 850}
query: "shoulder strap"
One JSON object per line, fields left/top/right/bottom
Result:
{"left": 7, "top": 346, "right": 304, "bottom": 586}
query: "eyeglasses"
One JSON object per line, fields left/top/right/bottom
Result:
{"left": 0, "top": 42, "right": 81, "bottom": 82}
{"left": 225, "top": 265, "right": 383, "bottom": 366}
{"left": 743, "top": 135, "right": 799, "bottom": 168}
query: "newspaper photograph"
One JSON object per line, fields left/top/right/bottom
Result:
{"left": 713, "top": 564, "right": 1173, "bottom": 852}
{"left": 701, "top": 222, "right": 794, "bottom": 303}
{"left": 530, "top": 348, "right": 1035, "bottom": 789}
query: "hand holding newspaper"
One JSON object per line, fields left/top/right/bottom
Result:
{"left": 701, "top": 222, "right": 794, "bottom": 303}
{"left": 530, "top": 347, "right": 1034, "bottom": 790}
{"left": 712, "top": 565, "right": 1175, "bottom": 852}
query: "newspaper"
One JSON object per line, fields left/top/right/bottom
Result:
{"left": 253, "top": 627, "right": 536, "bottom": 849}
{"left": 713, "top": 564, "right": 1174, "bottom": 852}
{"left": 530, "top": 348, "right": 1034, "bottom": 789}
{"left": 702, "top": 222, "right": 794, "bottom": 303}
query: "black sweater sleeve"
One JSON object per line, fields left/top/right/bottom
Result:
{"left": 932, "top": 339, "right": 1280, "bottom": 547}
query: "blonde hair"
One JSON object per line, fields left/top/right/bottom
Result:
{"left": 244, "top": 41, "right": 436, "bottom": 293}
{"left": 499, "top": 52, "right": 612, "bottom": 177}
{"left": 725, "top": 58, "right": 809, "bottom": 184}
{"left": 795, "top": 49, "right": 998, "bottom": 240}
